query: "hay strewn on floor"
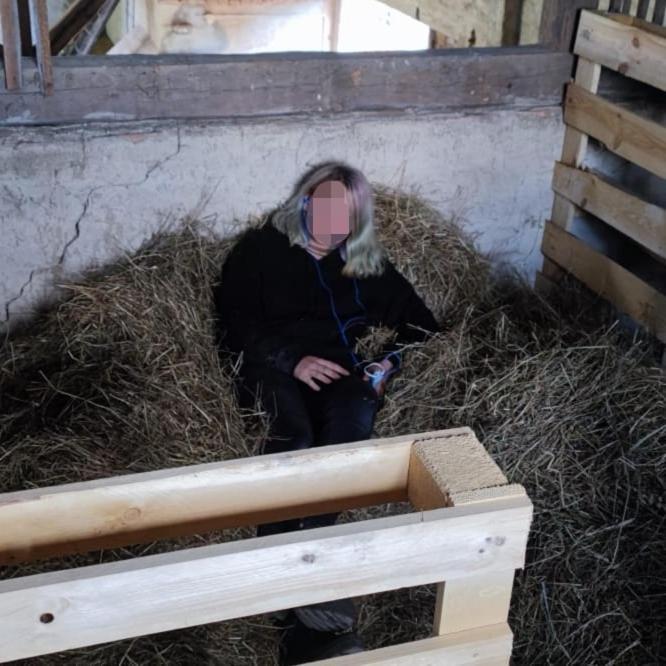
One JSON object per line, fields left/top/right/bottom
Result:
{"left": 1, "top": 188, "right": 665, "bottom": 666}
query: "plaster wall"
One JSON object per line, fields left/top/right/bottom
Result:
{"left": 0, "top": 106, "right": 564, "bottom": 329}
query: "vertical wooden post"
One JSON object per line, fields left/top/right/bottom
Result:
{"left": 407, "top": 432, "right": 530, "bottom": 645}
{"left": 28, "top": 0, "right": 52, "bottom": 95}
{"left": 539, "top": 0, "right": 601, "bottom": 51}
{"left": 1, "top": 0, "right": 22, "bottom": 90}
{"left": 502, "top": 0, "right": 524, "bottom": 46}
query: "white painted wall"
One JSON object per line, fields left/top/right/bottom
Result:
{"left": 0, "top": 107, "right": 564, "bottom": 329}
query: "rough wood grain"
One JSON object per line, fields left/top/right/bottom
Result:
{"left": 553, "top": 162, "right": 666, "bottom": 260}
{"left": 0, "top": 47, "right": 573, "bottom": 125}
{"left": 575, "top": 9, "right": 666, "bottom": 91}
{"left": 564, "top": 82, "right": 666, "bottom": 179}
{"left": 0, "top": 495, "right": 532, "bottom": 661}
{"left": 542, "top": 221, "right": 666, "bottom": 342}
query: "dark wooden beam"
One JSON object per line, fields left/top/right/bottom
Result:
{"left": 502, "top": 0, "right": 524, "bottom": 46}
{"left": 539, "top": 0, "right": 600, "bottom": 51}
{"left": 0, "top": 0, "right": 22, "bottom": 90}
{"left": 17, "top": 0, "right": 34, "bottom": 56}
{"left": 637, "top": 0, "right": 651, "bottom": 20}
{"left": 0, "top": 47, "right": 573, "bottom": 125}
{"left": 654, "top": 0, "right": 666, "bottom": 25}
{"left": 28, "top": 0, "right": 53, "bottom": 95}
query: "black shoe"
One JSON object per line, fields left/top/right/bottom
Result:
{"left": 279, "top": 614, "right": 365, "bottom": 665}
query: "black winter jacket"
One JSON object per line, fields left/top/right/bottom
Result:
{"left": 213, "top": 219, "right": 439, "bottom": 377}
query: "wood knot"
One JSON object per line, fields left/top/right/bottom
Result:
{"left": 632, "top": 37, "right": 640, "bottom": 48}
{"left": 618, "top": 63, "right": 629, "bottom": 75}
{"left": 123, "top": 507, "right": 141, "bottom": 521}
{"left": 302, "top": 553, "right": 316, "bottom": 563}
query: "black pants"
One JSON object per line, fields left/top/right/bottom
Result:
{"left": 236, "top": 361, "right": 381, "bottom": 536}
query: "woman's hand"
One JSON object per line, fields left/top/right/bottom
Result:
{"left": 293, "top": 355, "right": 350, "bottom": 391}
{"left": 363, "top": 358, "right": 394, "bottom": 397}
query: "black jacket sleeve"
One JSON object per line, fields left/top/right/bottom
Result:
{"left": 213, "top": 231, "right": 306, "bottom": 376}
{"left": 376, "top": 261, "right": 439, "bottom": 368}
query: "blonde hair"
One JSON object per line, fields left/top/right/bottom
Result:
{"left": 270, "top": 161, "right": 387, "bottom": 278}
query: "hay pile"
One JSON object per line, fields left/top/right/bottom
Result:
{"left": 1, "top": 188, "right": 664, "bottom": 665}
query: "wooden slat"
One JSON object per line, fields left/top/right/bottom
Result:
{"left": 542, "top": 221, "right": 666, "bottom": 342}
{"left": 0, "top": 47, "right": 574, "bottom": 126}
{"left": 28, "top": 0, "right": 53, "bottom": 95}
{"left": 501, "top": 0, "right": 524, "bottom": 46}
{"left": 313, "top": 623, "right": 513, "bottom": 665}
{"left": 564, "top": 82, "right": 666, "bottom": 179}
{"left": 0, "top": 495, "right": 532, "bottom": 661}
{"left": 553, "top": 162, "right": 666, "bottom": 260}
{"left": 655, "top": 0, "right": 666, "bottom": 24}
{"left": 17, "top": 0, "right": 33, "bottom": 56}
{"left": 2, "top": 429, "right": 475, "bottom": 565}
{"left": 0, "top": 0, "right": 22, "bottom": 90}
{"left": 575, "top": 10, "right": 666, "bottom": 91}
{"left": 549, "top": 57, "right": 601, "bottom": 234}
{"left": 407, "top": 437, "right": 530, "bottom": 640}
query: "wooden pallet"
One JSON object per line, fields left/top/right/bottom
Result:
{"left": 0, "top": 427, "right": 532, "bottom": 664}
{"left": 537, "top": 8, "right": 666, "bottom": 350}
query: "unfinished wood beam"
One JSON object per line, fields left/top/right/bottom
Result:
{"left": 407, "top": 432, "right": 531, "bottom": 640}
{"left": 575, "top": 10, "right": 666, "bottom": 91}
{"left": 0, "top": 494, "right": 532, "bottom": 662}
{"left": 564, "top": 82, "right": 666, "bottom": 179}
{"left": 553, "top": 162, "right": 666, "bottom": 260}
{"left": 1, "top": 0, "right": 22, "bottom": 90}
{"left": 0, "top": 429, "right": 474, "bottom": 566}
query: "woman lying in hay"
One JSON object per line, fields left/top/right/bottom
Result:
{"left": 1, "top": 170, "right": 664, "bottom": 665}
{"left": 213, "top": 161, "right": 439, "bottom": 664}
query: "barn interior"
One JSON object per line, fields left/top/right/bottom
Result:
{"left": 1, "top": 1, "right": 665, "bottom": 665}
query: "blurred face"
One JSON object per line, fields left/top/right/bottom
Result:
{"left": 306, "top": 180, "right": 351, "bottom": 248}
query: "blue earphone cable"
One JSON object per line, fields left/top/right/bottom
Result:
{"left": 300, "top": 195, "right": 401, "bottom": 379}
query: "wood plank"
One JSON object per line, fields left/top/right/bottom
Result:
{"left": 0, "top": 47, "right": 573, "bottom": 126}
{"left": 2, "top": 429, "right": 475, "bottom": 565}
{"left": 542, "top": 221, "right": 666, "bottom": 342}
{"left": 539, "top": 0, "right": 600, "bottom": 50}
{"left": 501, "top": 0, "right": 524, "bottom": 46}
{"left": 636, "top": 0, "right": 653, "bottom": 19}
{"left": 550, "top": 57, "right": 602, "bottom": 233}
{"left": 575, "top": 10, "right": 666, "bottom": 91}
{"left": 407, "top": 439, "right": 529, "bottom": 640}
{"left": 313, "top": 623, "right": 513, "bottom": 664}
{"left": 564, "top": 82, "right": 666, "bottom": 179}
{"left": 28, "top": 0, "right": 53, "bottom": 95}
{"left": 552, "top": 162, "right": 666, "bottom": 260}
{"left": 655, "top": 0, "right": 666, "bottom": 24}
{"left": 0, "top": 0, "right": 22, "bottom": 90}
{"left": 0, "top": 495, "right": 532, "bottom": 661}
